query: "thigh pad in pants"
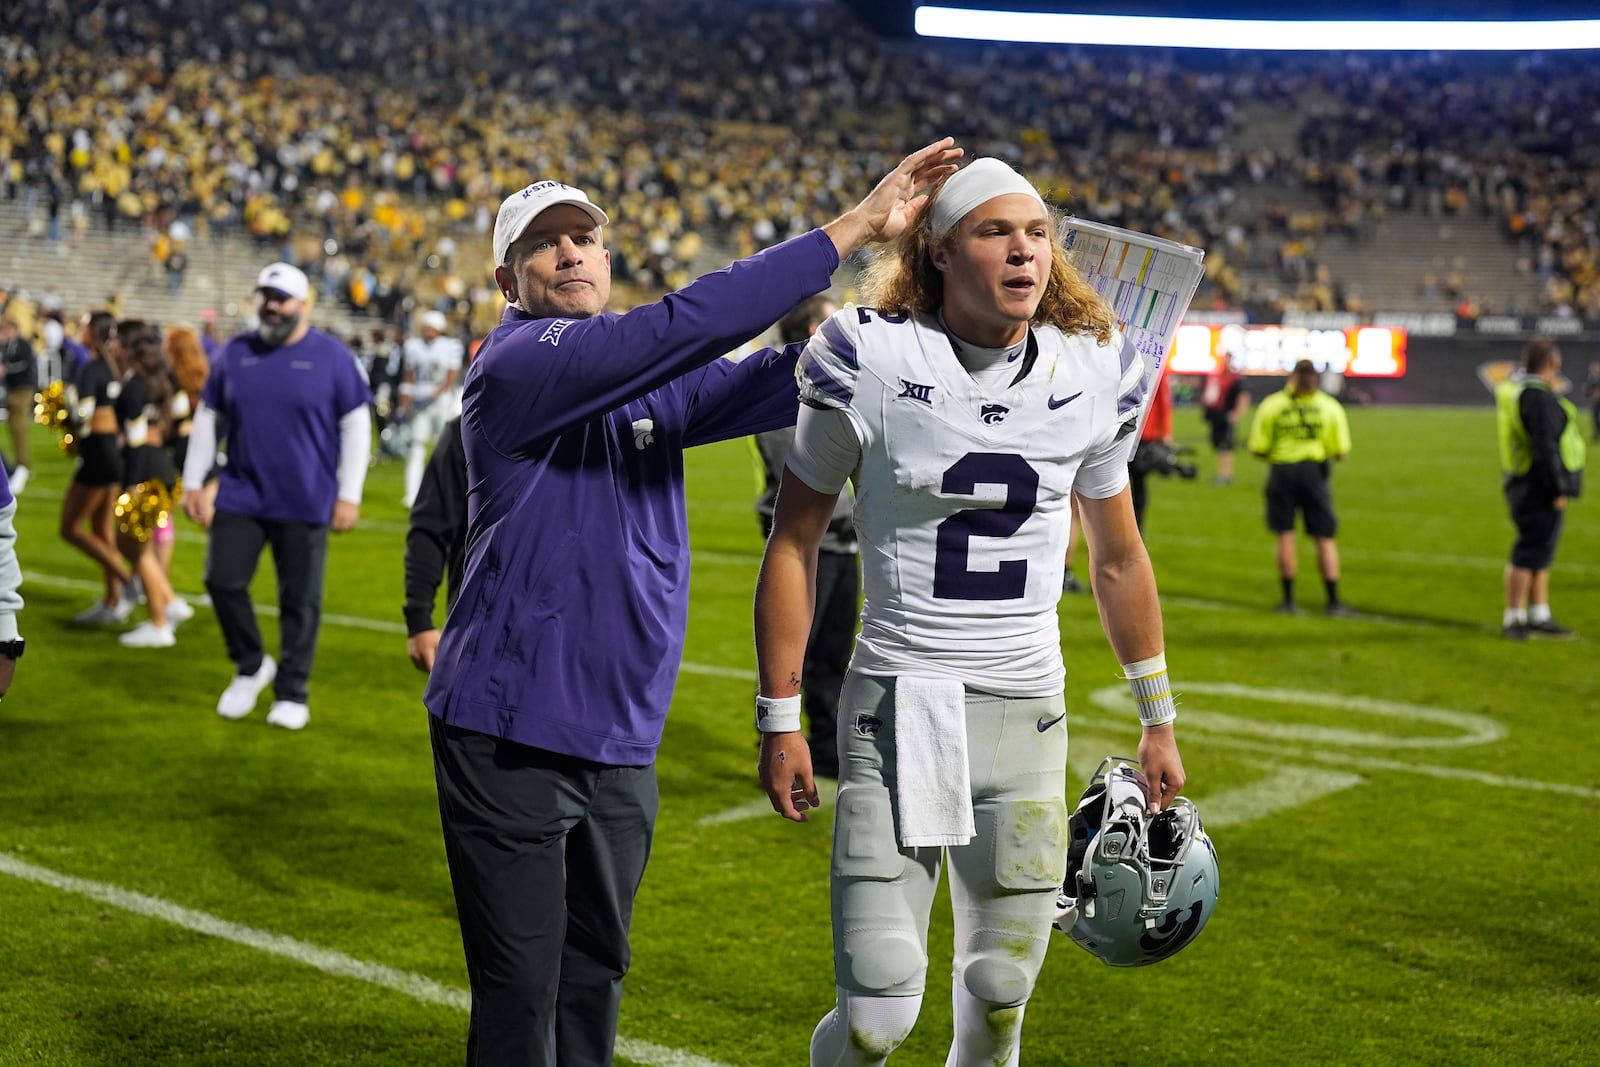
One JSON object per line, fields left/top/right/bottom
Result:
{"left": 950, "top": 696, "right": 1069, "bottom": 1006}
{"left": 831, "top": 784, "right": 934, "bottom": 996}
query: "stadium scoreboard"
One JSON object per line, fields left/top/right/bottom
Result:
{"left": 1171, "top": 323, "right": 1408, "bottom": 377}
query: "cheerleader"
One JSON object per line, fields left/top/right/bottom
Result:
{"left": 114, "top": 321, "right": 192, "bottom": 647}
{"left": 60, "top": 311, "right": 135, "bottom": 623}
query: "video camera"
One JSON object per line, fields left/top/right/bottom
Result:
{"left": 1131, "top": 440, "right": 1198, "bottom": 480}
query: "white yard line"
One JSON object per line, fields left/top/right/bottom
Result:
{"left": 1068, "top": 711, "right": 1600, "bottom": 800}
{"left": 1197, "top": 767, "right": 1366, "bottom": 828}
{"left": 26, "top": 571, "right": 1597, "bottom": 806}
{"left": 0, "top": 852, "right": 736, "bottom": 1067}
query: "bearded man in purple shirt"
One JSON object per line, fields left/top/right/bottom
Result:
{"left": 182, "top": 262, "right": 372, "bottom": 731}
{"left": 423, "top": 138, "right": 962, "bottom": 1067}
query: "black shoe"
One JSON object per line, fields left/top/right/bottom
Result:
{"left": 1502, "top": 622, "right": 1530, "bottom": 641}
{"left": 1324, "top": 602, "right": 1359, "bottom": 619}
{"left": 1062, "top": 571, "right": 1083, "bottom": 594}
{"left": 1527, "top": 618, "right": 1576, "bottom": 639}
{"left": 1274, "top": 601, "right": 1298, "bottom": 615}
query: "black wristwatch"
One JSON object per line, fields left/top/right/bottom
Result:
{"left": 0, "top": 637, "right": 24, "bottom": 660}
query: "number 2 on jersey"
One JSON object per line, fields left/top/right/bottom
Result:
{"left": 932, "top": 452, "right": 1039, "bottom": 601}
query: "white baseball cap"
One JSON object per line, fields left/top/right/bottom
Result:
{"left": 256, "top": 262, "right": 310, "bottom": 301}
{"left": 493, "top": 181, "right": 610, "bottom": 267}
{"left": 419, "top": 310, "right": 447, "bottom": 332}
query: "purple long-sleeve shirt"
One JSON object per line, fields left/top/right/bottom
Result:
{"left": 423, "top": 228, "right": 838, "bottom": 764}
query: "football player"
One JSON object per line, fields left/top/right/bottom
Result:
{"left": 398, "top": 309, "right": 465, "bottom": 507}
{"left": 754, "top": 158, "right": 1191, "bottom": 1067}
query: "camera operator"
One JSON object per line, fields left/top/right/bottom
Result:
{"left": 1129, "top": 363, "right": 1191, "bottom": 529}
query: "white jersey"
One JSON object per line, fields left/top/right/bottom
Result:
{"left": 401, "top": 335, "right": 465, "bottom": 401}
{"left": 787, "top": 305, "right": 1146, "bottom": 697}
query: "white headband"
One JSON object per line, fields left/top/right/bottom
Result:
{"left": 928, "top": 158, "right": 1046, "bottom": 238}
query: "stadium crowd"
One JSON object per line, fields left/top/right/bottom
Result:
{"left": 4, "top": 0, "right": 1599, "bottom": 335}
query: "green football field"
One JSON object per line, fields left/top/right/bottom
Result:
{"left": 2, "top": 405, "right": 1596, "bottom": 1066}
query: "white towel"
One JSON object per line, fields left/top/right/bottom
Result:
{"left": 893, "top": 676, "right": 975, "bottom": 848}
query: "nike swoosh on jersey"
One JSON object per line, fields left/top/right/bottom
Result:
{"left": 1047, "top": 391, "right": 1083, "bottom": 410}
{"left": 1036, "top": 713, "right": 1066, "bottom": 732}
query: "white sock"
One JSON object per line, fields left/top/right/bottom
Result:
{"left": 946, "top": 983, "right": 1025, "bottom": 1067}
{"left": 1529, "top": 603, "right": 1552, "bottom": 624}
{"left": 811, "top": 989, "right": 923, "bottom": 1067}
{"left": 1503, "top": 608, "right": 1527, "bottom": 627}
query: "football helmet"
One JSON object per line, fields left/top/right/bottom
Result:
{"left": 1053, "top": 756, "right": 1219, "bottom": 966}
{"left": 379, "top": 417, "right": 413, "bottom": 459}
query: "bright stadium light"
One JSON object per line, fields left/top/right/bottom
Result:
{"left": 914, "top": 5, "right": 1600, "bottom": 50}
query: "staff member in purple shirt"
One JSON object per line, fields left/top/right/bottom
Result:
{"left": 181, "top": 262, "right": 372, "bottom": 731}
{"left": 424, "top": 139, "right": 962, "bottom": 1067}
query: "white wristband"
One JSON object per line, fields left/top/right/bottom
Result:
{"left": 1122, "top": 653, "right": 1177, "bottom": 728}
{"left": 755, "top": 694, "right": 803, "bottom": 733}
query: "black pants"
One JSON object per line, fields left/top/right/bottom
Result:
{"left": 1506, "top": 480, "right": 1564, "bottom": 571}
{"left": 1266, "top": 461, "right": 1338, "bottom": 538}
{"left": 1129, "top": 466, "right": 1150, "bottom": 530}
{"left": 203, "top": 509, "right": 329, "bottom": 702}
{"left": 806, "top": 550, "right": 858, "bottom": 775}
{"left": 431, "top": 717, "right": 659, "bottom": 1067}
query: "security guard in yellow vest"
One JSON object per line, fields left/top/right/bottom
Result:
{"left": 1247, "top": 359, "right": 1354, "bottom": 615}
{"left": 1495, "top": 337, "right": 1585, "bottom": 640}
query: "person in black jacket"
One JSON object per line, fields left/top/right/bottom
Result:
{"left": 403, "top": 414, "right": 466, "bottom": 672}
{"left": 1496, "top": 337, "right": 1583, "bottom": 640}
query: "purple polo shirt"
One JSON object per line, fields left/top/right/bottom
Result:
{"left": 423, "top": 228, "right": 838, "bottom": 765}
{"left": 202, "top": 327, "right": 371, "bottom": 525}
{"left": 0, "top": 463, "right": 11, "bottom": 507}
{"left": 61, "top": 337, "right": 91, "bottom": 386}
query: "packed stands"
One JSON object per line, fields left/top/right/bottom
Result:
{"left": 2, "top": 0, "right": 1598, "bottom": 345}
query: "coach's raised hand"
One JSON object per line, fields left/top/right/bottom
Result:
{"left": 823, "top": 137, "right": 962, "bottom": 259}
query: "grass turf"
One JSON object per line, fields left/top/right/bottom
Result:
{"left": 1, "top": 405, "right": 1596, "bottom": 1065}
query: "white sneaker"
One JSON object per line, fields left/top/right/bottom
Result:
{"left": 9, "top": 466, "right": 27, "bottom": 494}
{"left": 265, "top": 700, "right": 310, "bottom": 731}
{"left": 119, "top": 621, "right": 176, "bottom": 648}
{"left": 217, "top": 655, "right": 277, "bottom": 719}
{"left": 110, "top": 587, "right": 136, "bottom": 623}
{"left": 73, "top": 601, "right": 122, "bottom": 624}
{"left": 400, "top": 494, "right": 416, "bottom": 509}
{"left": 166, "top": 598, "right": 196, "bottom": 626}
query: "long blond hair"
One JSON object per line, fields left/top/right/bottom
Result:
{"left": 857, "top": 172, "right": 1116, "bottom": 344}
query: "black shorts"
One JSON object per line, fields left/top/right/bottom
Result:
{"left": 1205, "top": 411, "right": 1236, "bottom": 451}
{"left": 1266, "top": 461, "right": 1337, "bottom": 538}
{"left": 1506, "top": 480, "right": 1564, "bottom": 571}
{"left": 123, "top": 443, "right": 178, "bottom": 491}
{"left": 73, "top": 433, "right": 122, "bottom": 487}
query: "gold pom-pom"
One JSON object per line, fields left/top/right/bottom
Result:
{"left": 34, "top": 382, "right": 79, "bottom": 456}
{"left": 115, "top": 480, "right": 175, "bottom": 544}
